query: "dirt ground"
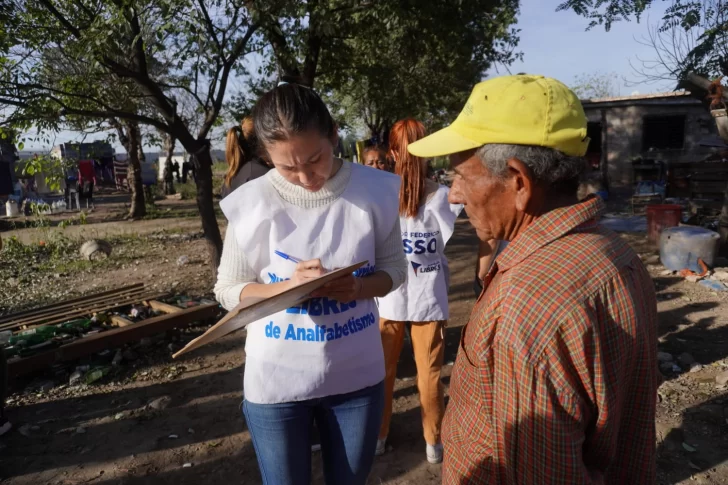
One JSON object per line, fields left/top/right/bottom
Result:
{"left": 3, "top": 193, "right": 728, "bottom": 484}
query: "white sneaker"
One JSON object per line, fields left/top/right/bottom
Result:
{"left": 426, "top": 443, "right": 443, "bottom": 464}
{"left": 375, "top": 438, "right": 386, "bottom": 456}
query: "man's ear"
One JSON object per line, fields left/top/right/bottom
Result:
{"left": 506, "top": 157, "right": 535, "bottom": 212}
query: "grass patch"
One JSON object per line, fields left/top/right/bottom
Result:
{"left": 0, "top": 232, "right": 155, "bottom": 314}
{"left": 174, "top": 168, "right": 226, "bottom": 201}
{"left": 177, "top": 181, "right": 197, "bottom": 200}
{"left": 142, "top": 205, "right": 202, "bottom": 220}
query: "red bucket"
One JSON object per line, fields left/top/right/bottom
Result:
{"left": 646, "top": 204, "right": 682, "bottom": 243}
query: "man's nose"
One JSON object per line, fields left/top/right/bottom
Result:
{"left": 449, "top": 181, "right": 464, "bottom": 204}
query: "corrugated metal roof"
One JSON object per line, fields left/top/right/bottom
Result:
{"left": 581, "top": 91, "right": 694, "bottom": 104}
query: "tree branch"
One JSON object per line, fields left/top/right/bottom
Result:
{"left": 158, "top": 82, "right": 206, "bottom": 108}
{"left": 302, "top": 0, "right": 322, "bottom": 87}
{"left": 244, "top": 1, "right": 300, "bottom": 79}
{"left": 1, "top": 92, "right": 171, "bottom": 132}
{"left": 107, "top": 116, "right": 130, "bottom": 152}
{"left": 127, "top": 6, "right": 149, "bottom": 78}
{"left": 199, "top": 24, "right": 258, "bottom": 138}
{"left": 37, "top": 0, "right": 82, "bottom": 38}
{"left": 196, "top": 0, "right": 223, "bottom": 53}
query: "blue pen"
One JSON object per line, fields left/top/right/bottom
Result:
{"left": 274, "top": 250, "right": 302, "bottom": 264}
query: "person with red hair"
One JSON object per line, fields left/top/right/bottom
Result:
{"left": 375, "top": 118, "right": 462, "bottom": 464}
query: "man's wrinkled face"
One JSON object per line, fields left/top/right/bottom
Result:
{"left": 448, "top": 148, "right": 517, "bottom": 242}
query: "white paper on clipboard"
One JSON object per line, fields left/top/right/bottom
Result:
{"left": 172, "top": 261, "right": 368, "bottom": 358}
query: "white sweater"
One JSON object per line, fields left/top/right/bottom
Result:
{"left": 214, "top": 161, "right": 407, "bottom": 310}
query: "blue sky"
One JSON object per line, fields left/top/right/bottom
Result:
{"left": 23, "top": 1, "right": 674, "bottom": 151}
{"left": 496, "top": 0, "right": 674, "bottom": 95}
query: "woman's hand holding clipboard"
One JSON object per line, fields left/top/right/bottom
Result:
{"left": 172, "top": 260, "right": 368, "bottom": 359}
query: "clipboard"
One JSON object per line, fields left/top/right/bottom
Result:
{"left": 172, "top": 261, "right": 368, "bottom": 358}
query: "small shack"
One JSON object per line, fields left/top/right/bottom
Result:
{"left": 581, "top": 91, "right": 719, "bottom": 194}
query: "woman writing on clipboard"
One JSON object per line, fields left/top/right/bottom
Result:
{"left": 213, "top": 81, "right": 406, "bottom": 485}
{"left": 375, "top": 119, "right": 462, "bottom": 464}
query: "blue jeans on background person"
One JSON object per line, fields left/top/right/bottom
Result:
{"left": 243, "top": 381, "right": 384, "bottom": 485}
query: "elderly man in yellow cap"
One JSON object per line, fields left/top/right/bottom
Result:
{"left": 408, "top": 75, "right": 658, "bottom": 484}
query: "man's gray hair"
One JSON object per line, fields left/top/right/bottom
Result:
{"left": 476, "top": 144, "right": 586, "bottom": 189}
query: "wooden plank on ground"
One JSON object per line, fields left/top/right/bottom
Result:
{"left": 3, "top": 290, "right": 164, "bottom": 329}
{"left": 110, "top": 315, "right": 135, "bottom": 328}
{"left": 1, "top": 287, "right": 151, "bottom": 327}
{"left": 0, "top": 292, "right": 171, "bottom": 332}
{"left": 7, "top": 303, "right": 219, "bottom": 378}
{"left": 146, "top": 300, "right": 182, "bottom": 314}
{"left": 0, "top": 284, "right": 144, "bottom": 324}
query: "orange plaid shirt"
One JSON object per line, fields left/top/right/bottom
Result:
{"left": 443, "top": 197, "right": 659, "bottom": 484}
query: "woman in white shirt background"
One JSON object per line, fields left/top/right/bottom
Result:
{"left": 213, "top": 81, "right": 407, "bottom": 485}
{"left": 375, "top": 118, "right": 463, "bottom": 464}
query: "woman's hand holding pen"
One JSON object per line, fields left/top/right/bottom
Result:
{"left": 281, "top": 252, "right": 365, "bottom": 303}
{"left": 290, "top": 259, "right": 327, "bottom": 286}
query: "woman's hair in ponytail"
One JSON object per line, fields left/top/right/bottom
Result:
{"left": 252, "top": 79, "right": 336, "bottom": 156}
{"left": 224, "top": 117, "right": 258, "bottom": 188}
{"left": 389, "top": 118, "right": 427, "bottom": 218}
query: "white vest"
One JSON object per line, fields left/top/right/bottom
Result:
{"left": 378, "top": 185, "right": 463, "bottom": 322}
{"left": 220, "top": 163, "right": 400, "bottom": 404}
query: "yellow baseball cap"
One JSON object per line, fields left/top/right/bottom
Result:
{"left": 408, "top": 74, "right": 589, "bottom": 158}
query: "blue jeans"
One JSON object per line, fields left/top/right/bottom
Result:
{"left": 243, "top": 381, "right": 384, "bottom": 485}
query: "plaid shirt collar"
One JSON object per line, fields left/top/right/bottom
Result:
{"left": 496, "top": 196, "right": 605, "bottom": 272}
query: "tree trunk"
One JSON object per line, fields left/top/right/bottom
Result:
{"left": 163, "top": 134, "right": 176, "bottom": 195}
{"left": 125, "top": 121, "right": 146, "bottom": 219}
{"left": 190, "top": 143, "right": 223, "bottom": 269}
{"left": 366, "top": 119, "right": 391, "bottom": 146}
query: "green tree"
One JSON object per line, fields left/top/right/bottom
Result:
{"left": 570, "top": 71, "right": 621, "bottom": 99}
{"left": 46, "top": 48, "right": 152, "bottom": 218}
{"left": 239, "top": 0, "right": 520, "bottom": 139}
{"left": 0, "top": 0, "right": 259, "bottom": 266}
{"left": 558, "top": 0, "right": 728, "bottom": 79}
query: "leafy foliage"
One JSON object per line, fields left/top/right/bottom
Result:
{"left": 559, "top": 0, "right": 728, "bottom": 79}
{"left": 570, "top": 71, "right": 621, "bottom": 99}
{"left": 0, "top": 0, "right": 261, "bottom": 264}
{"left": 233, "top": 0, "right": 521, "bottom": 139}
{"left": 21, "top": 154, "right": 74, "bottom": 193}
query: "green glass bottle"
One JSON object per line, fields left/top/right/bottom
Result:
{"left": 8, "top": 326, "right": 58, "bottom": 347}
{"left": 59, "top": 319, "right": 92, "bottom": 335}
